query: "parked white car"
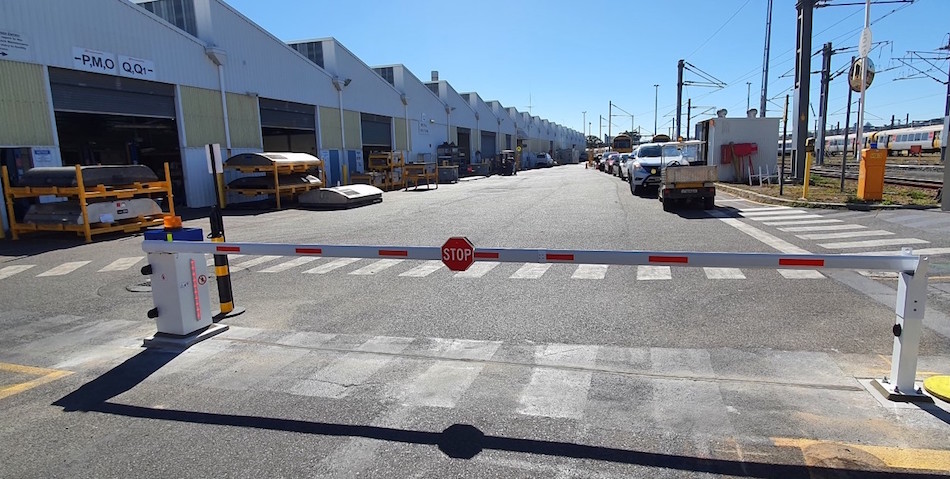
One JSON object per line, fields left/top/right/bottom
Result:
{"left": 626, "top": 142, "right": 690, "bottom": 195}
{"left": 535, "top": 152, "right": 555, "bottom": 168}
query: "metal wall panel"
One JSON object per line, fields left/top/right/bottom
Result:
{"left": 226, "top": 92, "right": 261, "bottom": 149}
{"left": 319, "top": 106, "right": 342, "bottom": 149}
{"left": 181, "top": 146, "right": 216, "bottom": 207}
{"left": 0, "top": 61, "right": 54, "bottom": 146}
{"left": 179, "top": 86, "right": 225, "bottom": 147}
{"left": 394, "top": 117, "right": 407, "bottom": 151}
{"left": 343, "top": 110, "right": 361, "bottom": 150}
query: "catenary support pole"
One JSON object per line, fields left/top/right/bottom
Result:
{"left": 792, "top": 0, "right": 815, "bottom": 182}
{"left": 816, "top": 42, "right": 832, "bottom": 166}
{"left": 842, "top": 56, "right": 855, "bottom": 193}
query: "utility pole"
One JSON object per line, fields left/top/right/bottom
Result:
{"left": 939, "top": 36, "right": 950, "bottom": 210}
{"left": 599, "top": 115, "right": 602, "bottom": 143}
{"left": 816, "top": 42, "right": 832, "bottom": 166}
{"left": 792, "top": 0, "right": 815, "bottom": 182}
{"left": 608, "top": 101, "right": 612, "bottom": 142}
{"left": 653, "top": 84, "right": 660, "bottom": 136}
{"left": 746, "top": 82, "right": 752, "bottom": 112}
{"left": 582, "top": 111, "right": 587, "bottom": 140}
{"left": 842, "top": 56, "right": 855, "bottom": 193}
{"left": 760, "top": 0, "right": 773, "bottom": 117}
{"left": 854, "top": 0, "right": 871, "bottom": 170}
{"left": 675, "top": 60, "right": 684, "bottom": 139}
{"left": 686, "top": 98, "right": 692, "bottom": 140}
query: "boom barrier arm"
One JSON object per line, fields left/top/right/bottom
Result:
{"left": 141, "top": 239, "right": 930, "bottom": 402}
{"left": 143, "top": 240, "right": 921, "bottom": 273}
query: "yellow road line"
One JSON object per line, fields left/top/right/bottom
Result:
{"left": 0, "top": 362, "right": 72, "bottom": 400}
{"left": 773, "top": 437, "right": 950, "bottom": 472}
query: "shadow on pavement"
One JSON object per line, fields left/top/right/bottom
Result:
{"left": 51, "top": 351, "right": 947, "bottom": 478}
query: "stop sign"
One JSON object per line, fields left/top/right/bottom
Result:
{"left": 442, "top": 236, "right": 475, "bottom": 272}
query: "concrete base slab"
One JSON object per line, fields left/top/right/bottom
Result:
{"left": 859, "top": 378, "right": 934, "bottom": 407}
{"left": 142, "top": 323, "right": 230, "bottom": 350}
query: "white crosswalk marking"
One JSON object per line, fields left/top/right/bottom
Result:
{"left": 518, "top": 344, "right": 598, "bottom": 419}
{"left": 289, "top": 336, "right": 414, "bottom": 398}
{"left": 37, "top": 261, "right": 91, "bottom": 277}
{"left": 98, "top": 257, "right": 143, "bottom": 272}
{"left": 510, "top": 263, "right": 551, "bottom": 279}
{"left": 737, "top": 206, "right": 793, "bottom": 213}
{"left": 703, "top": 267, "right": 746, "bottom": 279}
{"left": 777, "top": 224, "right": 866, "bottom": 233}
{"left": 399, "top": 260, "right": 444, "bottom": 277}
{"left": 779, "top": 269, "right": 825, "bottom": 279}
{"left": 747, "top": 214, "right": 823, "bottom": 222}
{"left": 0, "top": 265, "right": 35, "bottom": 280}
{"left": 571, "top": 264, "right": 608, "bottom": 279}
{"left": 207, "top": 253, "right": 244, "bottom": 267}
{"left": 455, "top": 261, "right": 499, "bottom": 278}
{"left": 818, "top": 238, "right": 929, "bottom": 250}
{"left": 740, "top": 209, "right": 807, "bottom": 217}
{"left": 258, "top": 257, "right": 319, "bottom": 273}
{"left": 229, "top": 255, "right": 281, "bottom": 272}
{"left": 637, "top": 265, "right": 671, "bottom": 280}
{"left": 762, "top": 218, "right": 843, "bottom": 226}
{"left": 398, "top": 339, "right": 502, "bottom": 408}
{"left": 303, "top": 257, "right": 360, "bottom": 274}
{"left": 796, "top": 230, "right": 893, "bottom": 240}
{"left": 349, "top": 259, "right": 404, "bottom": 275}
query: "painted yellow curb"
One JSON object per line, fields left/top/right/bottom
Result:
{"left": 923, "top": 375, "right": 950, "bottom": 403}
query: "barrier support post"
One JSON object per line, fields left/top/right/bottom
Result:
{"left": 208, "top": 205, "right": 244, "bottom": 320}
{"left": 873, "top": 248, "right": 932, "bottom": 402}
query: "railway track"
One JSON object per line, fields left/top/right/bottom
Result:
{"left": 808, "top": 166, "right": 942, "bottom": 189}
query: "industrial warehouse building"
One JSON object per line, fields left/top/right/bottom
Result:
{"left": 0, "top": 0, "right": 583, "bottom": 230}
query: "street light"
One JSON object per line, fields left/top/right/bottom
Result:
{"left": 582, "top": 111, "right": 587, "bottom": 139}
{"left": 653, "top": 84, "right": 660, "bottom": 135}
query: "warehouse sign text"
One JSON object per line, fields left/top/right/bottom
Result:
{"left": 72, "top": 47, "right": 156, "bottom": 81}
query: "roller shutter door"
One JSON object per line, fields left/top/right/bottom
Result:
{"left": 361, "top": 113, "right": 392, "bottom": 147}
{"left": 48, "top": 67, "right": 175, "bottom": 118}
{"left": 260, "top": 98, "right": 315, "bottom": 130}
{"left": 480, "top": 131, "right": 496, "bottom": 156}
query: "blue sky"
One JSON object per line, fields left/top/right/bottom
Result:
{"left": 226, "top": 0, "right": 949, "bottom": 138}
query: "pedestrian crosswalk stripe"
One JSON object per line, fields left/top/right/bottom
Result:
{"left": 762, "top": 218, "right": 843, "bottom": 226}
{"left": 637, "top": 265, "right": 672, "bottom": 280}
{"left": 98, "top": 257, "right": 143, "bottom": 272}
{"left": 455, "top": 261, "right": 499, "bottom": 278}
{"left": 738, "top": 206, "right": 793, "bottom": 213}
{"left": 740, "top": 209, "right": 807, "bottom": 217}
{"left": 518, "top": 344, "right": 598, "bottom": 419}
{"left": 289, "top": 336, "right": 414, "bottom": 398}
{"left": 349, "top": 259, "right": 404, "bottom": 275}
{"left": 572, "top": 264, "right": 608, "bottom": 279}
{"left": 207, "top": 253, "right": 244, "bottom": 267}
{"left": 704, "top": 267, "right": 746, "bottom": 279}
{"left": 258, "top": 257, "right": 319, "bottom": 273}
{"left": 818, "top": 238, "right": 929, "bottom": 250}
{"left": 778, "top": 269, "right": 825, "bottom": 279}
{"left": 510, "top": 263, "right": 551, "bottom": 279}
{"left": 778, "top": 224, "right": 866, "bottom": 233}
{"left": 303, "top": 257, "right": 360, "bottom": 274}
{"left": 0, "top": 265, "right": 35, "bottom": 280}
{"left": 37, "top": 261, "right": 91, "bottom": 277}
{"left": 748, "top": 214, "right": 824, "bottom": 222}
{"left": 398, "top": 339, "right": 501, "bottom": 408}
{"left": 796, "top": 230, "right": 893, "bottom": 241}
{"left": 398, "top": 260, "right": 444, "bottom": 277}
{"left": 229, "top": 255, "right": 281, "bottom": 272}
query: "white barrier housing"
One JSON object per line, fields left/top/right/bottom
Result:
{"left": 142, "top": 239, "right": 931, "bottom": 402}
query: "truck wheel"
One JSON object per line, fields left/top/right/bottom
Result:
{"left": 703, "top": 197, "right": 715, "bottom": 210}
{"left": 662, "top": 198, "right": 674, "bottom": 212}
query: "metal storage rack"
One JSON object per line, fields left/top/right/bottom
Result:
{"left": 404, "top": 162, "right": 438, "bottom": 190}
{"left": 1, "top": 163, "right": 175, "bottom": 243}
{"left": 365, "top": 151, "right": 406, "bottom": 191}
{"left": 224, "top": 152, "right": 325, "bottom": 209}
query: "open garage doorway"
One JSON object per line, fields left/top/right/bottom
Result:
{"left": 49, "top": 68, "right": 185, "bottom": 205}
{"left": 260, "top": 98, "right": 317, "bottom": 155}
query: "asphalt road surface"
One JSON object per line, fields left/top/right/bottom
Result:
{"left": 2, "top": 163, "right": 950, "bottom": 477}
